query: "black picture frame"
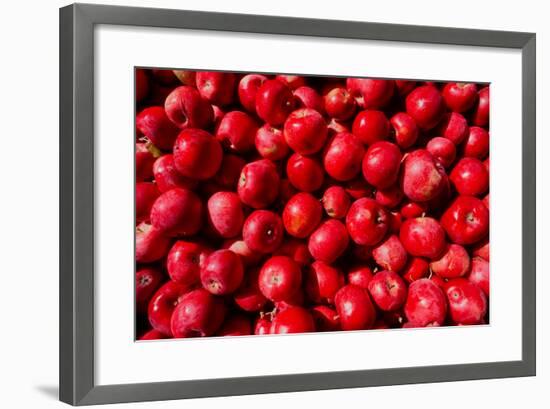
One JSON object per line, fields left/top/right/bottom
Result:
{"left": 60, "top": 3, "right": 536, "bottom": 406}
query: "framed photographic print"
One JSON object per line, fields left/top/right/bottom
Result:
{"left": 59, "top": 3, "right": 536, "bottom": 406}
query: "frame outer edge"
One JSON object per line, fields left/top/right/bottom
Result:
{"left": 59, "top": 4, "right": 75, "bottom": 405}
{"left": 521, "top": 34, "right": 536, "bottom": 375}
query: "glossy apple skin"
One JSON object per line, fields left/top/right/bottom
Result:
{"left": 274, "top": 239, "right": 312, "bottom": 267}
{"left": 234, "top": 268, "right": 267, "bottom": 312}
{"left": 170, "top": 288, "right": 227, "bottom": 338}
{"left": 200, "top": 249, "right": 244, "bottom": 295}
{"left": 282, "top": 192, "right": 322, "bottom": 238}
{"left": 347, "top": 265, "right": 374, "bottom": 289}
{"left": 472, "top": 237, "right": 490, "bottom": 261}
{"left": 217, "top": 314, "right": 252, "bottom": 336}
{"left": 468, "top": 257, "right": 490, "bottom": 296}
{"left": 173, "top": 128, "right": 222, "bottom": 180}
{"left": 445, "top": 278, "right": 487, "bottom": 325}
{"left": 430, "top": 243, "right": 470, "bottom": 279}
{"left": 136, "top": 267, "right": 164, "bottom": 314}
{"left": 372, "top": 235, "right": 408, "bottom": 272}
{"left": 283, "top": 108, "right": 327, "bottom": 155}
{"left": 136, "top": 182, "right": 160, "bottom": 223}
{"left": 472, "top": 86, "right": 490, "bottom": 127}
{"left": 346, "top": 198, "right": 389, "bottom": 246}
{"left": 400, "top": 201, "right": 428, "bottom": 219}
{"left": 136, "top": 106, "right": 180, "bottom": 150}
{"left": 406, "top": 85, "right": 445, "bottom": 130}
{"left": 450, "top": 157, "right": 489, "bottom": 197}
{"left": 286, "top": 153, "right": 324, "bottom": 192}
{"left": 351, "top": 110, "right": 390, "bottom": 145}
{"left": 346, "top": 78, "right": 394, "bottom": 109}
{"left": 322, "top": 186, "right": 351, "bottom": 219}
{"left": 426, "top": 137, "right": 456, "bottom": 168}
{"left": 270, "top": 306, "right": 315, "bottom": 334}
{"left": 308, "top": 219, "right": 350, "bottom": 263}
{"left": 390, "top": 112, "right": 419, "bottom": 149}
{"left": 238, "top": 159, "right": 280, "bottom": 209}
{"left": 254, "top": 316, "right": 272, "bottom": 335}
{"left": 207, "top": 191, "right": 244, "bottom": 238}
{"left": 441, "top": 196, "right": 489, "bottom": 245}
{"left": 150, "top": 188, "right": 203, "bottom": 237}
{"left": 255, "top": 79, "right": 295, "bottom": 125}
{"left": 442, "top": 82, "right": 478, "bottom": 112}
{"left": 436, "top": 112, "right": 469, "bottom": 145}
{"left": 214, "top": 154, "right": 246, "bottom": 190}
{"left": 243, "top": 210, "right": 284, "bottom": 254}
{"left": 275, "top": 75, "right": 307, "bottom": 90}
{"left": 305, "top": 261, "right": 344, "bottom": 304}
{"left": 238, "top": 74, "right": 268, "bottom": 112}
{"left": 136, "top": 143, "right": 156, "bottom": 182}
{"left": 311, "top": 305, "right": 340, "bottom": 331}
{"left": 167, "top": 241, "right": 210, "bottom": 285}
{"left": 135, "top": 222, "right": 171, "bottom": 263}
{"left": 323, "top": 132, "right": 365, "bottom": 181}
{"left": 375, "top": 185, "right": 404, "bottom": 209}
{"left": 195, "top": 71, "right": 236, "bottom": 106}
{"left": 148, "top": 281, "right": 193, "bottom": 336}
{"left": 404, "top": 278, "right": 447, "bottom": 327}
{"left": 164, "top": 86, "right": 213, "bottom": 129}
{"left": 399, "top": 217, "right": 446, "bottom": 259}
{"left": 293, "top": 86, "right": 325, "bottom": 113}
{"left": 362, "top": 141, "right": 402, "bottom": 189}
{"left": 324, "top": 87, "right": 356, "bottom": 120}
{"left": 463, "top": 126, "right": 489, "bottom": 159}
{"left": 334, "top": 284, "right": 376, "bottom": 330}
{"left": 400, "top": 149, "right": 447, "bottom": 202}
{"left": 216, "top": 111, "right": 258, "bottom": 153}
{"left": 255, "top": 124, "right": 289, "bottom": 161}
{"left": 402, "top": 257, "right": 430, "bottom": 283}
{"left": 259, "top": 255, "right": 302, "bottom": 302}
{"left": 153, "top": 154, "right": 197, "bottom": 192}
{"left": 368, "top": 270, "right": 407, "bottom": 311}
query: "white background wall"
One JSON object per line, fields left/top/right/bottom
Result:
{"left": 0, "top": 0, "right": 546, "bottom": 408}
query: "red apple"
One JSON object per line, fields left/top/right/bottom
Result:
{"left": 304, "top": 261, "right": 344, "bottom": 304}
{"left": 334, "top": 284, "right": 376, "bottom": 330}
{"left": 238, "top": 159, "right": 280, "bottom": 208}
{"left": 135, "top": 222, "right": 170, "bottom": 263}
{"left": 324, "top": 87, "right": 356, "bottom": 120}
{"left": 399, "top": 217, "right": 446, "bottom": 259}
{"left": 442, "top": 82, "right": 478, "bottom": 112}
{"left": 282, "top": 192, "right": 323, "bottom": 238}
{"left": 441, "top": 196, "right": 489, "bottom": 245}
{"left": 322, "top": 186, "right": 351, "bottom": 219}
{"left": 136, "top": 106, "right": 180, "bottom": 150}
{"left": 255, "top": 124, "right": 289, "bottom": 161}
{"left": 406, "top": 85, "right": 445, "bottom": 130}
{"left": 352, "top": 110, "right": 390, "bottom": 145}
{"left": 136, "top": 142, "right": 156, "bottom": 182}
{"left": 402, "top": 257, "right": 430, "bottom": 283}
{"left": 430, "top": 243, "right": 470, "bottom": 279}
{"left": 284, "top": 108, "right": 327, "bottom": 155}
{"left": 311, "top": 305, "right": 340, "bottom": 331}
{"left": 404, "top": 278, "right": 447, "bottom": 327}
{"left": 136, "top": 182, "right": 159, "bottom": 223}
{"left": 468, "top": 257, "right": 490, "bottom": 296}
{"left": 286, "top": 153, "right": 324, "bottom": 192}
{"left": 223, "top": 238, "right": 262, "bottom": 267}
{"left": 195, "top": 71, "right": 236, "bottom": 106}
{"left": 207, "top": 191, "right": 244, "bottom": 238}
{"left": 400, "top": 149, "right": 447, "bottom": 202}
{"left": 138, "top": 329, "right": 167, "bottom": 341}
{"left": 445, "top": 278, "right": 487, "bottom": 325}
{"left": 136, "top": 267, "right": 164, "bottom": 314}
{"left": 463, "top": 126, "right": 489, "bottom": 159}
{"left": 255, "top": 79, "right": 295, "bottom": 125}
{"left": 173, "top": 128, "right": 222, "bottom": 180}
{"left": 400, "top": 201, "right": 428, "bottom": 219}
{"left": 259, "top": 255, "right": 302, "bottom": 302}
{"left": 170, "top": 288, "right": 227, "bottom": 337}
{"left": 426, "top": 137, "right": 456, "bottom": 168}
{"left": 437, "top": 112, "right": 469, "bottom": 145}
{"left": 167, "top": 240, "right": 210, "bottom": 286}
{"left": 472, "top": 237, "right": 490, "bottom": 261}
{"left": 346, "top": 198, "right": 389, "bottom": 246}
{"left": 153, "top": 154, "right": 197, "bottom": 192}
{"left": 150, "top": 188, "right": 203, "bottom": 237}
{"left": 242, "top": 210, "right": 284, "bottom": 253}
{"left": 346, "top": 78, "right": 394, "bottom": 109}
{"left": 273, "top": 239, "right": 312, "bottom": 267}
{"left": 293, "top": 86, "right": 325, "bottom": 113}
{"left": 254, "top": 316, "right": 272, "bottom": 335}
{"left": 200, "top": 249, "right": 244, "bottom": 295}
{"left": 362, "top": 141, "right": 402, "bottom": 189}
{"left": 238, "top": 74, "right": 268, "bottom": 112}
{"left": 270, "top": 306, "right": 315, "bottom": 334}
{"left": 372, "top": 235, "right": 408, "bottom": 272}
{"left": 472, "top": 86, "right": 490, "bottom": 127}
{"left": 148, "top": 281, "right": 193, "bottom": 336}
{"left": 308, "top": 219, "right": 349, "bottom": 263}
{"left": 164, "top": 85, "right": 213, "bottom": 129}
{"left": 323, "top": 132, "right": 365, "bottom": 181}
{"left": 450, "top": 157, "right": 489, "bottom": 196}
{"left": 375, "top": 185, "right": 404, "bottom": 209}
{"left": 390, "top": 112, "right": 419, "bottom": 149}
{"left": 368, "top": 270, "right": 407, "bottom": 311}
{"left": 216, "top": 111, "right": 258, "bottom": 153}
{"left": 234, "top": 268, "right": 268, "bottom": 312}
{"left": 347, "top": 265, "right": 374, "bottom": 289}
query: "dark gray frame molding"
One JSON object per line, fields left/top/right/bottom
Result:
{"left": 59, "top": 3, "right": 536, "bottom": 406}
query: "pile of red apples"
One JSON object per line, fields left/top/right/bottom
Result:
{"left": 135, "top": 69, "right": 490, "bottom": 340}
